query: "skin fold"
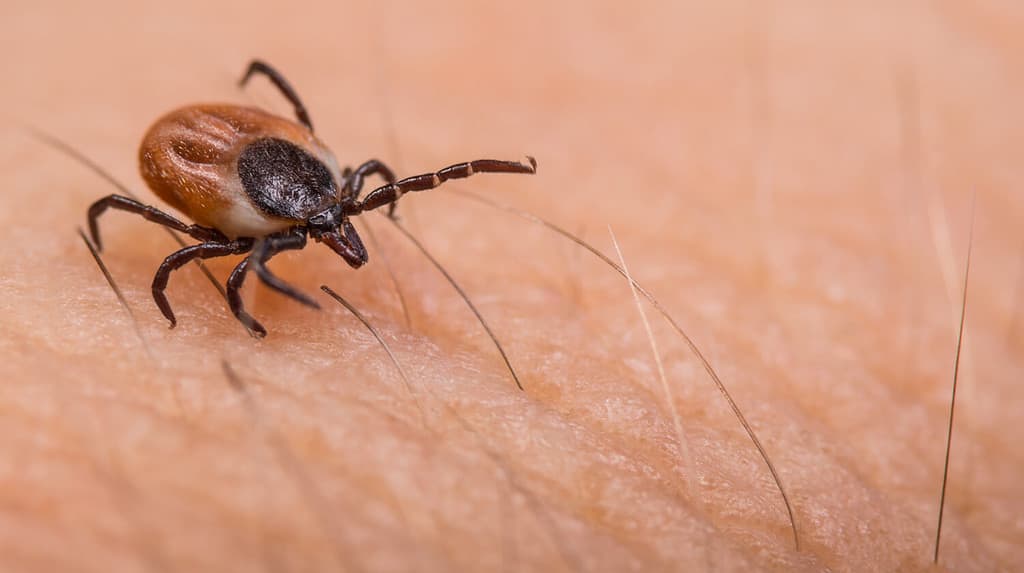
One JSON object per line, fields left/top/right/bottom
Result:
{"left": 1, "top": 1, "right": 1022, "bottom": 571}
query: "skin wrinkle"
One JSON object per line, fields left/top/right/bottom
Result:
{"left": 315, "top": 286, "right": 466, "bottom": 567}
{"left": 444, "top": 188, "right": 800, "bottom": 552}
{"left": 220, "top": 360, "right": 361, "bottom": 573}
{"left": 1, "top": 1, "right": 1023, "bottom": 572}
{"left": 326, "top": 272, "right": 620, "bottom": 570}
{"left": 316, "top": 289, "right": 577, "bottom": 571}
{"left": 232, "top": 287, "right": 574, "bottom": 569}
{"left": 81, "top": 415, "right": 172, "bottom": 573}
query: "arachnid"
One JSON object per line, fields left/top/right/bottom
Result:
{"left": 86, "top": 60, "right": 536, "bottom": 337}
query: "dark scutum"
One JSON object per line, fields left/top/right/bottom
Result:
{"left": 238, "top": 137, "right": 336, "bottom": 220}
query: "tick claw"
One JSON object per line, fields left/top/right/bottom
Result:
{"left": 241, "top": 317, "right": 267, "bottom": 338}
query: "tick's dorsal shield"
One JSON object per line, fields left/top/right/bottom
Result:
{"left": 238, "top": 137, "right": 337, "bottom": 220}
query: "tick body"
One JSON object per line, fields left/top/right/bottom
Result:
{"left": 140, "top": 105, "right": 342, "bottom": 239}
{"left": 87, "top": 60, "right": 536, "bottom": 337}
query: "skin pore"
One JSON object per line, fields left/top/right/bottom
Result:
{"left": 1, "top": 1, "right": 1022, "bottom": 571}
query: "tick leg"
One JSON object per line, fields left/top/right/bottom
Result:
{"left": 225, "top": 229, "right": 317, "bottom": 338}
{"left": 239, "top": 60, "right": 314, "bottom": 132}
{"left": 356, "top": 157, "right": 537, "bottom": 215}
{"left": 227, "top": 257, "right": 266, "bottom": 337}
{"left": 251, "top": 229, "right": 320, "bottom": 309}
{"left": 151, "top": 239, "right": 254, "bottom": 328}
{"left": 88, "top": 194, "right": 225, "bottom": 251}
{"left": 343, "top": 159, "right": 396, "bottom": 201}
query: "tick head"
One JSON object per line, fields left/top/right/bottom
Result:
{"left": 307, "top": 204, "right": 343, "bottom": 235}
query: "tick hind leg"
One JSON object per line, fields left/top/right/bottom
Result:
{"left": 239, "top": 59, "right": 314, "bottom": 132}
{"left": 88, "top": 194, "right": 225, "bottom": 251}
{"left": 152, "top": 238, "right": 254, "bottom": 328}
{"left": 226, "top": 229, "right": 318, "bottom": 337}
{"left": 356, "top": 157, "right": 537, "bottom": 216}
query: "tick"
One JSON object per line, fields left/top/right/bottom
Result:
{"left": 86, "top": 60, "right": 536, "bottom": 337}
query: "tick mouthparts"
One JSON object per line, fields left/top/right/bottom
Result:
{"left": 319, "top": 229, "right": 367, "bottom": 268}
{"left": 317, "top": 231, "right": 343, "bottom": 257}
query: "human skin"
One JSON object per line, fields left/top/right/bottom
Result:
{"left": 1, "top": 1, "right": 1022, "bottom": 571}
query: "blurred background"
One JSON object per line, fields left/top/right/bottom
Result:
{"left": 1, "top": 1, "right": 1022, "bottom": 571}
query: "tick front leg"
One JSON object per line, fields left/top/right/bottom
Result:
{"left": 151, "top": 239, "right": 253, "bottom": 328}
{"left": 343, "top": 159, "right": 396, "bottom": 202}
{"left": 239, "top": 60, "right": 314, "bottom": 132}
{"left": 356, "top": 157, "right": 537, "bottom": 214}
{"left": 88, "top": 194, "right": 225, "bottom": 251}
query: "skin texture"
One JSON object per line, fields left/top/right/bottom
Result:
{"left": 1, "top": 1, "right": 1022, "bottom": 571}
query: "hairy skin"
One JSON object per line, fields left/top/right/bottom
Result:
{"left": 1, "top": 1, "right": 1022, "bottom": 571}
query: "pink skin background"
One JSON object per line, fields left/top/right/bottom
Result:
{"left": 1, "top": 1, "right": 1022, "bottom": 571}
